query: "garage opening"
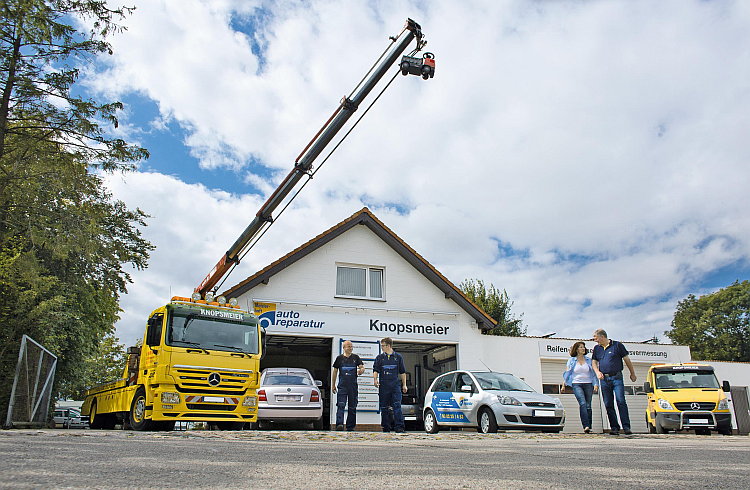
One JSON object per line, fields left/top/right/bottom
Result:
{"left": 392, "top": 341, "right": 457, "bottom": 429}
{"left": 260, "top": 334, "right": 333, "bottom": 429}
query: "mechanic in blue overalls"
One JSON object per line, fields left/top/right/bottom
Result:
{"left": 331, "top": 340, "right": 365, "bottom": 431}
{"left": 372, "top": 337, "right": 408, "bottom": 433}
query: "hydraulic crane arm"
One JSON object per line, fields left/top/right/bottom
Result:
{"left": 195, "top": 18, "right": 431, "bottom": 297}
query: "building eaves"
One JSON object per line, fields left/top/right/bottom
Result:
{"left": 223, "top": 207, "right": 497, "bottom": 330}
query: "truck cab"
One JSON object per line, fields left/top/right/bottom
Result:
{"left": 644, "top": 363, "right": 732, "bottom": 435}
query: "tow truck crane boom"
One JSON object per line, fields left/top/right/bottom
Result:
{"left": 195, "top": 18, "right": 433, "bottom": 297}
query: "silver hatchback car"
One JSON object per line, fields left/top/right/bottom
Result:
{"left": 256, "top": 368, "right": 324, "bottom": 429}
{"left": 423, "top": 370, "right": 565, "bottom": 433}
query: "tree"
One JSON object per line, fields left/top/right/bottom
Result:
{"left": 459, "top": 279, "right": 526, "bottom": 336}
{"left": 57, "top": 331, "right": 127, "bottom": 400}
{"left": 0, "top": 1, "right": 152, "bottom": 421}
{"left": 665, "top": 281, "right": 750, "bottom": 362}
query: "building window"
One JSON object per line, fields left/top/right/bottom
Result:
{"left": 336, "top": 265, "right": 384, "bottom": 300}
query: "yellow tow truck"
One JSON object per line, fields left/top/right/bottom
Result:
{"left": 81, "top": 296, "right": 261, "bottom": 430}
{"left": 644, "top": 363, "right": 732, "bottom": 435}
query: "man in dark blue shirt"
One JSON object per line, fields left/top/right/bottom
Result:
{"left": 331, "top": 340, "right": 365, "bottom": 431}
{"left": 372, "top": 337, "right": 407, "bottom": 433}
{"left": 592, "top": 329, "right": 637, "bottom": 435}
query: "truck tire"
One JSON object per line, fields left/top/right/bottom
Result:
{"left": 89, "top": 400, "right": 116, "bottom": 430}
{"left": 478, "top": 407, "right": 498, "bottom": 434}
{"left": 129, "top": 387, "right": 155, "bottom": 431}
{"left": 655, "top": 419, "right": 667, "bottom": 434}
{"left": 212, "top": 421, "right": 245, "bottom": 430}
{"left": 423, "top": 409, "right": 440, "bottom": 434}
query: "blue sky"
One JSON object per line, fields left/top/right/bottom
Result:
{"left": 78, "top": 0, "right": 750, "bottom": 346}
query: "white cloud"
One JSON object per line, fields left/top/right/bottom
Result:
{"left": 91, "top": 0, "right": 750, "bottom": 346}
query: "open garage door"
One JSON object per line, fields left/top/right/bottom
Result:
{"left": 392, "top": 341, "right": 457, "bottom": 429}
{"left": 261, "top": 334, "right": 333, "bottom": 428}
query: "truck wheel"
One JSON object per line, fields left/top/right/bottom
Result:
{"left": 478, "top": 407, "right": 498, "bottom": 434}
{"left": 129, "top": 387, "right": 154, "bottom": 431}
{"left": 655, "top": 420, "right": 667, "bottom": 434}
{"left": 423, "top": 409, "right": 440, "bottom": 434}
{"left": 212, "top": 421, "right": 245, "bottom": 430}
{"left": 648, "top": 422, "right": 656, "bottom": 434}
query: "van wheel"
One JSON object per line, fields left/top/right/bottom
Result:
{"left": 129, "top": 387, "right": 155, "bottom": 431}
{"left": 478, "top": 408, "right": 498, "bottom": 434}
{"left": 655, "top": 420, "right": 667, "bottom": 434}
{"left": 648, "top": 422, "right": 656, "bottom": 434}
{"left": 423, "top": 410, "right": 440, "bottom": 434}
{"left": 718, "top": 427, "right": 732, "bottom": 436}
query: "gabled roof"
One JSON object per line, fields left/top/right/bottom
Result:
{"left": 223, "top": 207, "right": 496, "bottom": 331}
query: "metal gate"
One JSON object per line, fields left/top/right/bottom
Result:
{"left": 4, "top": 335, "right": 58, "bottom": 428}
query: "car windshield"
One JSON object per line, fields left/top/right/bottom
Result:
{"left": 654, "top": 370, "right": 720, "bottom": 389}
{"left": 473, "top": 372, "right": 535, "bottom": 392}
{"left": 264, "top": 373, "right": 312, "bottom": 386}
{"left": 167, "top": 306, "right": 259, "bottom": 354}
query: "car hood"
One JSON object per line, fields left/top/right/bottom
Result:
{"left": 485, "top": 390, "right": 557, "bottom": 404}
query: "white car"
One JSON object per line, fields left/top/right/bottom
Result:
{"left": 423, "top": 370, "right": 565, "bottom": 434}
{"left": 53, "top": 407, "right": 88, "bottom": 429}
{"left": 255, "top": 368, "right": 324, "bottom": 429}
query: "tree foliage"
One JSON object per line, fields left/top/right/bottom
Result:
{"left": 665, "top": 281, "right": 750, "bottom": 362}
{"left": 0, "top": 1, "right": 152, "bottom": 421}
{"left": 57, "top": 331, "right": 126, "bottom": 399}
{"left": 459, "top": 278, "right": 526, "bottom": 336}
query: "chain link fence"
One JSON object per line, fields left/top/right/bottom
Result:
{"left": 4, "top": 335, "right": 57, "bottom": 428}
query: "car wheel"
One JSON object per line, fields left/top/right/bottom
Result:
{"left": 423, "top": 410, "right": 440, "bottom": 434}
{"left": 312, "top": 418, "right": 323, "bottom": 430}
{"left": 129, "top": 387, "right": 155, "bottom": 431}
{"left": 478, "top": 408, "right": 498, "bottom": 434}
{"left": 655, "top": 419, "right": 667, "bottom": 434}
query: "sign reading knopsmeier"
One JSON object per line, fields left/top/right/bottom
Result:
{"left": 253, "top": 302, "right": 459, "bottom": 341}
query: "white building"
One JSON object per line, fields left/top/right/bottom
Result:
{"left": 224, "top": 208, "right": 750, "bottom": 433}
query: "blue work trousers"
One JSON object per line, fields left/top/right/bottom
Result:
{"left": 378, "top": 381, "right": 404, "bottom": 431}
{"left": 335, "top": 385, "right": 358, "bottom": 430}
{"left": 600, "top": 373, "right": 630, "bottom": 431}
{"left": 572, "top": 383, "right": 594, "bottom": 429}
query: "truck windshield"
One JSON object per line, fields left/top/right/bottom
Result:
{"left": 654, "top": 370, "right": 720, "bottom": 389}
{"left": 473, "top": 372, "right": 534, "bottom": 392}
{"left": 167, "top": 306, "right": 259, "bottom": 355}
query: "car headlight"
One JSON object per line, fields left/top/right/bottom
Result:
{"left": 657, "top": 398, "right": 674, "bottom": 410}
{"left": 160, "top": 392, "right": 180, "bottom": 404}
{"left": 497, "top": 395, "right": 522, "bottom": 406}
{"left": 552, "top": 397, "right": 563, "bottom": 408}
{"left": 718, "top": 398, "right": 729, "bottom": 410}
{"left": 243, "top": 396, "right": 257, "bottom": 407}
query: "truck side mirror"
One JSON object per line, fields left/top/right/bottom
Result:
{"left": 644, "top": 381, "right": 652, "bottom": 393}
{"left": 722, "top": 380, "right": 731, "bottom": 392}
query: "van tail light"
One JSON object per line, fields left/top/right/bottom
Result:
{"left": 310, "top": 390, "right": 320, "bottom": 402}
{"left": 258, "top": 389, "right": 267, "bottom": 402}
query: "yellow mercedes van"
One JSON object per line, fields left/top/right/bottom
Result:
{"left": 644, "top": 363, "right": 732, "bottom": 435}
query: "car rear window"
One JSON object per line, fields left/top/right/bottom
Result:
{"left": 265, "top": 374, "right": 312, "bottom": 386}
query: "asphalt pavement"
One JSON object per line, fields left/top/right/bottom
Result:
{"left": 1, "top": 429, "right": 748, "bottom": 489}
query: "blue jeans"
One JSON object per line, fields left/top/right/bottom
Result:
{"left": 572, "top": 383, "right": 594, "bottom": 429}
{"left": 600, "top": 373, "right": 630, "bottom": 431}
{"left": 335, "top": 385, "right": 358, "bottom": 430}
{"left": 378, "top": 381, "right": 404, "bottom": 431}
